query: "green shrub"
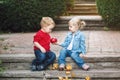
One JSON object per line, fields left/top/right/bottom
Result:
{"left": 63, "top": 0, "right": 74, "bottom": 15}
{"left": 64, "top": 0, "right": 74, "bottom": 10}
{"left": 96, "top": 0, "right": 120, "bottom": 28}
{"left": 0, "top": 60, "right": 4, "bottom": 73}
{"left": 0, "top": 2, "right": 7, "bottom": 31}
{"left": 0, "top": 0, "right": 66, "bottom": 32}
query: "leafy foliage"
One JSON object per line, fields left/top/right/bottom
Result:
{"left": 96, "top": 0, "right": 120, "bottom": 27}
{"left": 0, "top": 60, "right": 4, "bottom": 73}
{"left": 63, "top": 0, "right": 74, "bottom": 15}
{"left": 0, "top": 0, "right": 65, "bottom": 32}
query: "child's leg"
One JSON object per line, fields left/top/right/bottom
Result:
{"left": 71, "top": 52, "right": 90, "bottom": 70}
{"left": 58, "top": 48, "right": 68, "bottom": 65}
{"left": 34, "top": 50, "right": 46, "bottom": 64}
{"left": 32, "top": 59, "right": 37, "bottom": 65}
{"left": 58, "top": 48, "right": 70, "bottom": 70}
{"left": 70, "top": 52, "right": 85, "bottom": 67}
{"left": 31, "top": 59, "right": 37, "bottom": 71}
{"left": 34, "top": 50, "right": 46, "bottom": 71}
{"left": 43, "top": 51, "right": 56, "bottom": 67}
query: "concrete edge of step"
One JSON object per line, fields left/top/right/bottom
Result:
{"left": 0, "top": 53, "right": 120, "bottom": 58}
{"left": 55, "top": 23, "right": 104, "bottom": 27}
{"left": 74, "top": 4, "right": 96, "bottom": 6}
{"left": 0, "top": 53, "right": 120, "bottom": 62}
{"left": 57, "top": 16, "right": 102, "bottom": 21}
{"left": 0, "top": 69, "right": 120, "bottom": 78}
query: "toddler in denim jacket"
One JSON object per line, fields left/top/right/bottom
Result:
{"left": 55, "top": 17, "right": 90, "bottom": 71}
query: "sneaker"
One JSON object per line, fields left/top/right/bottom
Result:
{"left": 82, "top": 64, "right": 90, "bottom": 71}
{"left": 31, "top": 65, "right": 37, "bottom": 71}
{"left": 59, "top": 64, "right": 65, "bottom": 71}
{"left": 37, "top": 64, "right": 45, "bottom": 71}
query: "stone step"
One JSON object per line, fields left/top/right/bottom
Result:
{"left": 54, "top": 23, "right": 104, "bottom": 31}
{"left": 74, "top": 4, "right": 96, "bottom": 8}
{"left": 54, "top": 16, "right": 104, "bottom": 30}
{"left": 55, "top": 16, "right": 103, "bottom": 23}
{"left": 75, "top": 0, "right": 95, "bottom": 4}
{"left": 2, "top": 60, "right": 120, "bottom": 70}
{"left": 57, "top": 16, "right": 102, "bottom": 20}
{"left": 0, "top": 54, "right": 120, "bottom": 70}
{"left": 72, "top": 5, "right": 97, "bottom": 12}
{"left": 0, "top": 69, "right": 120, "bottom": 80}
{"left": 69, "top": 4, "right": 98, "bottom": 15}
{"left": 1, "top": 54, "right": 120, "bottom": 63}
{"left": 55, "top": 23, "right": 103, "bottom": 28}
{"left": 68, "top": 11, "right": 98, "bottom": 15}
{"left": 72, "top": 7, "right": 97, "bottom": 11}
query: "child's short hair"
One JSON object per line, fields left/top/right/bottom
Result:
{"left": 40, "top": 17, "right": 55, "bottom": 28}
{"left": 69, "top": 17, "right": 86, "bottom": 29}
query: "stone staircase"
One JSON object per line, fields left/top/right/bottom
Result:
{"left": 68, "top": 4, "right": 98, "bottom": 15}
{"left": 0, "top": 53, "right": 120, "bottom": 80}
{"left": 54, "top": 0, "right": 105, "bottom": 31}
{"left": 54, "top": 16, "right": 104, "bottom": 31}
{"left": 69, "top": 0, "right": 97, "bottom": 15}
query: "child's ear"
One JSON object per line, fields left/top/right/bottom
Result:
{"left": 79, "top": 21, "right": 86, "bottom": 30}
{"left": 78, "top": 22, "right": 81, "bottom": 27}
{"left": 81, "top": 21, "right": 86, "bottom": 27}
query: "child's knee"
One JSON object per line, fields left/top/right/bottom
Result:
{"left": 60, "top": 48, "right": 67, "bottom": 53}
{"left": 49, "top": 52, "right": 56, "bottom": 59}
{"left": 52, "top": 53, "right": 56, "bottom": 60}
{"left": 37, "top": 54, "right": 46, "bottom": 61}
{"left": 71, "top": 53, "right": 77, "bottom": 59}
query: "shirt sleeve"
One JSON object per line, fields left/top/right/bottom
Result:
{"left": 33, "top": 33, "right": 41, "bottom": 42}
{"left": 80, "top": 33, "right": 86, "bottom": 54}
{"left": 60, "top": 34, "right": 69, "bottom": 47}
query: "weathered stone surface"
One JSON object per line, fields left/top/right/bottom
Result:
{"left": 0, "top": 69, "right": 120, "bottom": 79}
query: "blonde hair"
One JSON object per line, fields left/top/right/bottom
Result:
{"left": 69, "top": 17, "right": 86, "bottom": 29}
{"left": 40, "top": 17, "right": 55, "bottom": 28}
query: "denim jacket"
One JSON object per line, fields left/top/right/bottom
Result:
{"left": 60, "top": 30, "right": 86, "bottom": 54}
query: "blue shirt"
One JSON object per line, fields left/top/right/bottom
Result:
{"left": 60, "top": 30, "right": 86, "bottom": 54}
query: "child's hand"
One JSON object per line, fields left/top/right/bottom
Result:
{"left": 51, "top": 42, "right": 57, "bottom": 45}
{"left": 52, "top": 42, "right": 60, "bottom": 45}
{"left": 34, "top": 42, "right": 46, "bottom": 53}
{"left": 80, "top": 54, "right": 86, "bottom": 58}
{"left": 40, "top": 47, "right": 46, "bottom": 53}
{"left": 50, "top": 38, "right": 57, "bottom": 43}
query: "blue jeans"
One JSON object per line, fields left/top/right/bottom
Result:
{"left": 32, "top": 50, "right": 56, "bottom": 67}
{"left": 58, "top": 48, "right": 85, "bottom": 67}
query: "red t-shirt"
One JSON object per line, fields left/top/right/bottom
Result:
{"left": 33, "top": 30, "right": 51, "bottom": 52}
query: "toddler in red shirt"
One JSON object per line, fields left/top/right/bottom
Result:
{"left": 31, "top": 17, "right": 56, "bottom": 71}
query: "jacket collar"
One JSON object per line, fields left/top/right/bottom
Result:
{"left": 69, "top": 30, "right": 81, "bottom": 36}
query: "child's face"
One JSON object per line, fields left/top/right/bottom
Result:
{"left": 68, "top": 22, "right": 79, "bottom": 33}
{"left": 42, "top": 24, "right": 54, "bottom": 33}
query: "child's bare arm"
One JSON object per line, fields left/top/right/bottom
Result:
{"left": 34, "top": 42, "right": 46, "bottom": 53}
{"left": 53, "top": 42, "right": 61, "bottom": 45}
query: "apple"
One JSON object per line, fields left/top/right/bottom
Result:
{"left": 52, "top": 63, "right": 58, "bottom": 70}
{"left": 50, "top": 38, "right": 57, "bottom": 43}
{"left": 85, "top": 76, "right": 91, "bottom": 80}
{"left": 65, "top": 64, "right": 72, "bottom": 71}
